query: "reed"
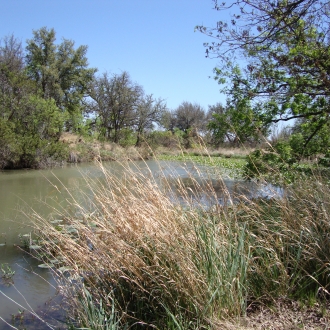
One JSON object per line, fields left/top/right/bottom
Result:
{"left": 31, "top": 159, "right": 330, "bottom": 329}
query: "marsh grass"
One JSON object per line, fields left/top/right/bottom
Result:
{"left": 30, "top": 158, "right": 330, "bottom": 329}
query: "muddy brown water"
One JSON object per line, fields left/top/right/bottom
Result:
{"left": 0, "top": 160, "right": 282, "bottom": 329}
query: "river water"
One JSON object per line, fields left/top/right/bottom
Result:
{"left": 0, "top": 160, "right": 282, "bottom": 329}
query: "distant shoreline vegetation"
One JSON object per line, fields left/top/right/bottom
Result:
{"left": 1, "top": 26, "right": 329, "bottom": 175}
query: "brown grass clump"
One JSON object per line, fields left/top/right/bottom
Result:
{"left": 30, "top": 159, "right": 330, "bottom": 329}
{"left": 31, "top": 161, "right": 248, "bottom": 328}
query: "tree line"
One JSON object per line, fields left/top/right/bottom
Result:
{"left": 2, "top": 2, "right": 330, "bottom": 172}
{"left": 0, "top": 27, "right": 266, "bottom": 169}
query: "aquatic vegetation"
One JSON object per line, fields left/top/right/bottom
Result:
{"left": 158, "top": 154, "right": 247, "bottom": 179}
{"left": 1, "top": 263, "right": 15, "bottom": 280}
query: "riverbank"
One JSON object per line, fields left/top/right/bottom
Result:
{"left": 2, "top": 138, "right": 330, "bottom": 328}
{"left": 60, "top": 133, "right": 251, "bottom": 161}
{"left": 59, "top": 133, "right": 253, "bottom": 179}
{"left": 27, "top": 159, "right": 330, "bottom": 329}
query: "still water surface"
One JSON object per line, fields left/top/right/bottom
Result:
{"left": 0, "top": 160, "right": 281, "bottom": 329}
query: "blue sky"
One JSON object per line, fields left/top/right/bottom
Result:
{"left": 1, "top": 0, "right": 227, "bottom": 111}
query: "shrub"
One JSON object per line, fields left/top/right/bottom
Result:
{"left": 146, "top": 130, "right": 180, "bottom": 149}
{"left": 319, "top": 150, "right": 330, "bottom": 167}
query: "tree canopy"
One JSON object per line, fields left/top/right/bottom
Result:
{"left": 0, "top": 28, "right": 96, "bottom": 168}
{"left": 197, "top": 0, "right": 330, "bottom": 156}
{"left": 26, "top": 27, "right": 96, "bottom": 130}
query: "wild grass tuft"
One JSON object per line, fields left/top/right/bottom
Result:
{"left": 31, "top": 159, "right": 330, "bottom": 329}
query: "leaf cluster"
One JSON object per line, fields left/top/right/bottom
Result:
{"left": 198, "top": 0, "right": 330, "bottom": 160}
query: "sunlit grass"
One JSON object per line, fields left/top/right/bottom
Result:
{"left": 28, "top": 157, "right": 330, "bottom": 329}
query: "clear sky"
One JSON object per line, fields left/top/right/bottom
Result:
{"left": 0, "top": 0, "right": 227, "bottom": 111}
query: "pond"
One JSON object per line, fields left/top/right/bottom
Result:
{"left": 0, "top": 160, "right": 282, "bottom": 329}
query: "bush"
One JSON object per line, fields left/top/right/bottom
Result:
{"left": 35, "top": 140, "right": 69, "bottom": 168}
{"left": 146, "top": 130, "right": 180, "bottom": 149}
{"left": 319, "top": 150, "right": 330, "bottom": 167}
{"left": 244, "top": 141, "right": 301, "bottom": 181}
{"left": 118, "top": 128, "right": 136, "bottom": 147}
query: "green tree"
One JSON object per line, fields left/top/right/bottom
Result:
{"left": 11, "top": 96, "right": 68, "bottom": 168}
{"left": 175, "top": 101, "right": 206, "bottom": 134}
{"left": 89, "top": 71, "right": 143, "bottom": 143}
{"left": 208, "top": 97, "right": 270, "bottom": 146}
{"left": 197, "top": 0, "right": 330, "bottom": 157}
{"left": 135, "top": 94, "right": 166, "bottom": 147}
{"left": 290, "top": 117, "right": 330, "bottom": 157}
{"left": 0, "top": 33, "right": 68, "bottom": 169}
{"left": 26, "top": 27, "right": 96, "bottom": 132}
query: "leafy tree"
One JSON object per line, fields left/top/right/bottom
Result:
{"left": 207, "top": 98, "right": 270, "bottom": 146}
{"left": 175, "top": 101, "right": 206, "bottom": 134}
{"left": 290, "top": 117, "right": 330, "bottom": 157}
{"left": 0, "top": 91, "right": 67, "bottom": 168}
{"left": 12, "top": 96, "right": 68, "bottom": 168}
{"left": 89, "top": 71, "right": 143, "bottom": 143}
{"left": 134, "top": 94, "right": 166, "bottom": 147}
{"left": 26, "top": 27, "right": 96, "bottom": 131}
{"left": 0, "top": 33, "right": 68, "bottom": 169}
{"left": 197, "top": 0, "right": 330, "bottom": 157}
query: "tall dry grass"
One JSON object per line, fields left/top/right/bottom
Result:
{"left": 30, "top": 159, "right": 330, "bottom": 329}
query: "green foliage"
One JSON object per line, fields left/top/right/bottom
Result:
{"left": 158, "top": 154, "right": 246, "bottom": 179}
{"left": 243, "top": 141, "right": 326, "bottom": 182}
{"left": 145, "top": 130, "right": 179, "bottom": 149}
{"left": 193, "top": 218, "right": 249, "bottom": 317}
{"left": 244, "top": 147, "right": 290, "bottom": 180}
{"left": 290, "top": 118, "right": 330, "bottom": 158}
{"left": 88, "top": 71, "right": 143, "bottom": 143}
{"left": 117, "top": 128, "right": 136, "bottom": 147}
{"left": 26, "top": 27, "right": 96, "bottom": 128}
{"left": 75, "top": 286, "right": 121, "bottom": 330}
{"left": 198, "top": 0, "right": 330, "bottom": 161}
{"left": 318, "top": 150, "right": 330, "bottom": 167}
{"left": 207, "top": 99, "right": 269, "bottom": 146}
{"left": 0, "top": 118, "right": 21, "bottom": 168}
{"left": 1, "top": 263, "right": 15, "bottom": 280}
{"left": 0, "top": 28, "right": 96, "bottom": 168}
{"left": 0, "top": 94, "right": 68, "bottom": 168}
